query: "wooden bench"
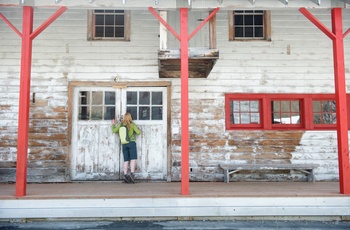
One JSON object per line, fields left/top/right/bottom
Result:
{"left": 219, "top": 163, "right": 319, "bottom": 183}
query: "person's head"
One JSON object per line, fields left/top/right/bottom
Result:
{"left": 123, "top": 112, "right": 133, "bottom": 128}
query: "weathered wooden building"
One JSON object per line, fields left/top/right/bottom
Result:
{"left": 0, "top": 0, "right": 349, "bottom": 193}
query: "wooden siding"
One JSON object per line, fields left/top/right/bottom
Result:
{"left": 0, "top": 7, "right": 349, "bottom": 182}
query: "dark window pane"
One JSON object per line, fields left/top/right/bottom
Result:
{"left": 115, "top": 10, "right": 124, "bottom": 14}
{"left": 245, "top": 10, "right": 253, "bottom": 13}
{"left": 234, "top": 15, "right": 244, "bottom": 25}
{"left": 95, "top": 10, "right": 104, "bottom": 13}
{"left": 105, "top": 91, "right": 115, "bottom": 105}
{"left": 152, "top": 107, "right": 163, "bottom": 120}
{"left": 105, "top": 27, "right": 114, "bottom": 37}
{"left": 245, "top": 27, "right": 253, "bottom": 37}
{"left": 79, "top": 106, "right": 89, "bottom": 120}
{"left": 95, "top": 27, "right": 104, "bottom": 37}
{"left": 139, "top": 106, "right": 150, "bottom": 120}
{"left": 127, "top": 92, "right": 137, "bottom": 105}
{"left": 139, "top": 92, "right": 150, "bottom": 105}
{"left": 115, "top": 27, "right": 124, "bottom": 38}
{"left": 79, "top": 91, "right": 89, "bottom": 105}
{"left": 254, "top": 15, "right": 263, "bottom": 25}
{"left": 126, "top": 106, "right": 137, "bottom": 120}
{"left": 105, "top": 106, "right": 115, "bottom": 120}
{"left": 105, "top": 10, "right": 114, "bottom": 13}
{"left": 95, "top": 15, "right": 104, "bottom": 26}
{"left": 255, "top": 27, "right": 263, "bottom": 37}
{"left": 115, "top": 15, "right": 124, "bottom": 26}
{"left": 245, "top": 15, "right": 254, "bottom": 25}
{"left": 152, "top": 92, "right": 163, "bottom": 105}
{"left": 105, "top": 15, "right": 114, "bottom": 25}
{"left": 235, "top": 27, "right": 243, "bottom": 37}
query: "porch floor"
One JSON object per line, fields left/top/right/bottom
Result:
{"left": 1, "top": 182, "right": 350, "bottom": 219}
{"left": 0, "top": 181, "right": 345, "bottom": 199}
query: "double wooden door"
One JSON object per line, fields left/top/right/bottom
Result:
{"left": 70, "top": 86, "right": 168, "bottom": 181}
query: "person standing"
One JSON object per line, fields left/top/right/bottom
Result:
{"left": 112, "top": 112, "right": 141, "bottom": 183}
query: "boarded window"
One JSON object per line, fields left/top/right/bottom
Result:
{"left": 88, "top": 10, "right": 130, "bottom": 41}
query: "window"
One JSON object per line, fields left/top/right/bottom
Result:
{"left": 229, "top": 10, "right": 271, "bottom": 41}
{"left": 88, "top": 10, "right": 130, "bottom": 41}
{"left": 126, "top": 91, "right": 163, "bottom": 121}
{"left": 313, "top": 100, "right": 336, "bottom": 126}
{"left": 228, "top": 97, "right": 262, "bottom": 129}
{"left": 78, "top": 90, "right": 115, "bottom": 120}
{"left": 225, "top": 94, "right": 349, "bottom": 130}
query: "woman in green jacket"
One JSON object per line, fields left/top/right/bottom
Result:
{"left": 112, "top": 112, "right": 141, "bottom": 183}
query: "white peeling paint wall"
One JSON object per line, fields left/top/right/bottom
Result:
{"left": 0, "top": 7, "right": 349, "bottom": 182}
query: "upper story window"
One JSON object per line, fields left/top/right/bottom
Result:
{"left": 225, "top": 94, "right": 348, "bottom": 130}
{"left": 229, "top": 10, "right": 271, "bottom": 41}
{"left": 88, "top": 10, "right": 130, "bottom": 41}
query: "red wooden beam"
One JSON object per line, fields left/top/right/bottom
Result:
{"left": 0, "top": 13, "right": 22, "bottom": 37}
{"left": 331, "top": 8, "right": 350, "bottom": 194}
{"left": 149, "top": 7, "right": 219, "bottom": 195}
{"left": 180, "top": 8, "right": 190, "bottom": 195}
{"left": 148, "top": 7, "right": 181, "bottom": 41}
{"left": 188, "top": 8, "right": 219, "bottom": 40}
{"left": 299, "top": 7, "right": 350, "bottom": 194}
{"left": 13, "top": 6, "right": 67, "bottom": 197}
{"left": 299, "top": 8, "right": 335, "bottom": 40}
{"left": 16, "top": 6, "right": 33, "bottom": 197}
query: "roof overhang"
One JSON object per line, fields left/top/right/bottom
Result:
{"left": 0, "top": 0, "right": 349, "bottom": 10}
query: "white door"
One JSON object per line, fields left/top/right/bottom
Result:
{"left": 70, "top": 86, "right": 168, "bottom": 181}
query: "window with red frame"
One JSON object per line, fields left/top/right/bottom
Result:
{"left": 225, "top": 94, "right": 350, "bottom": 130}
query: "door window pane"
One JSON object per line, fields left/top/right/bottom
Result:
{"left": 127, "top": 91, "right": 137, "bottom": 105}
{"left": 105, "top": 91, "right": 115, "bottom": 105}
{"left": 105, "top": 106, "right": 115, "bottom": 120}
{"left": 139, "top": 91, "right": 150, "bottom": 105}
{"left": 152, "top": 107, "right": 163, "bottom": 120}
{"left": 152, "top": 92, "right": 163, "bottom": 105}
{"left": 139, "top": 106, "right": 150, "bottom": 120}
{"left": 78, "top": 90, "right": 116, "bottom": 121}
{"left": 126, "top": 106, "right": 137, "bottom": 120}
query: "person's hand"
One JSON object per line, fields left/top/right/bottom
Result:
{"left": 112, "top": 119, "right": 115, "bottom": 124}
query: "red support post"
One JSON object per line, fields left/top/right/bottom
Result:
{"left": 331, "top": 8, "right": 350, "bottom": 194}
{"left": 16, "top": 6, "right": 33, "bottom": 197}
{"left": 300, "top": 7, "right": 350, "bottom": 194}
{"left": 180, "top": 8, "right": 190, "bottom": 195}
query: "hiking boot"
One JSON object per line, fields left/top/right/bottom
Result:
{"left": 130, "top": 173, "right": 135, "bottom": 183}
{"left": 123, "top": 174, "right": 131, "bottom": 183}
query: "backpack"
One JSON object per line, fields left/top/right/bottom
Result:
{"left": 119, "top": 124, "right": 130, "bottom": 144}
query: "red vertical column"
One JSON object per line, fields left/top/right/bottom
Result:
{"left": 16, "top": 6, "right": 33, "bottom": 197}
{"left": 180, "top": 8, "right": 189, "bottom": 195}
{"left": 331, "top": 8, "right": 350, "bottom": 194}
